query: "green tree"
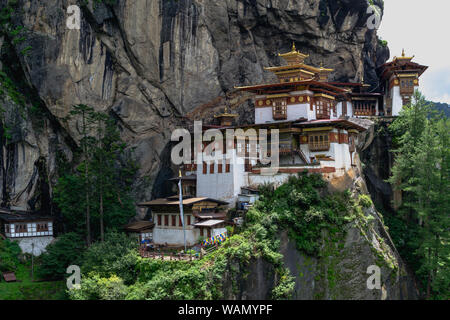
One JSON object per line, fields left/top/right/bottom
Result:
{"left": 0, "top": 239, "right": 21, "bottom": 272}
{"left": 388, "top": 90, "right": 450, "bottom": 299}
{"left": 81, "top": 231, "right": 139, "bottom": 284}
{"left": 64, "top": 104, "right": 97, "bottom": 245}
{"left": 55, "top": 105, "right": 138, "bottom": 242}
{"left": 37, "top": 232, "right": 85, "bottom": 280}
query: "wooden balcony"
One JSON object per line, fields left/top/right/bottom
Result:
{"left": 273, "top": 110, "right": 287, "bottom": 120}
{"left": 308, "top": 142, "right": 330, "bottom": 152}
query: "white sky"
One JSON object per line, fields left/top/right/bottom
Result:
{"left": 378, "top": 0, "right": 450, "bottom": 103}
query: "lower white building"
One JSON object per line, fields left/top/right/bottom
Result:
{"left": 138, "top": 197, "right": 228, "bottom": 247}
{"left": 0, "top": 209, "right": 54, "bottom": 256}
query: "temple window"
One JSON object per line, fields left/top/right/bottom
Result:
{"left": 308, "top": 133, "right": 330, "bottom": 151}
{"left": 272, "top": 98, "right": 287, "bottom": 120}
{"left": 15, "top": 224, "right": 28, "bottom": 233}
{"left": 400, "top": 78, "right": 415, "bottom": 95}
{"left": 37, "top": 223, "right": 49, "bottom": 232}
{"left": 316, "top": 100, "right": 330, "bottom": 119}
{"left": 171, "top": 215, "right": 176, "bottom": 227}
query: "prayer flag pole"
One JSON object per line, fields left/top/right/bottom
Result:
{"left": 178, "top": 170, "right": 187, "bottom": 252}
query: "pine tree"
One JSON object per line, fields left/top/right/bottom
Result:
{"left": 388, "top": 91, "right": 450, "bottom": 299}
{"left": 65, "top": 104, "right": 97, "bottom": 246}
{"left": 56, "top": 106, "right": 138, "bottom": 244}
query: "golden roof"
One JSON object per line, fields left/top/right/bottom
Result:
{"left": 393, "top": 48, "right": 414, "bottom": 62}
{"left": 214, "top": 106, "right": 238, "bottom": 118}
{"left": 265, "top": 63, "right": 333, "bottom": 73}
{"left": 278, "top": 42, "right": 309, "bottom": 60}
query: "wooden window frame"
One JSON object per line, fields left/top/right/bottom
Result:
{"left": 225, "top": 163, "right": 231, "bottom": 173}
{"left": 203, "top": 162, "right": 207, "bottom": 174}
{"left": 218, "top": 163, "right": 223, "bottom": 173}
{"left": 164, "top": 215, "right": 169, "bottom": 226}
{"left": 15, "top": 223, "right": 28, "bottom": 233}
{"left": 157, "top": 215, "right": 162, "bottom": 226}
{"left": 37, "top": 223, "right": 49, "bottom": 232}
{"left": 171, "top": 215, "right": 176, "bottom": 227}
{"left": 316, "top": 99, "right": 330, "bottom": 119}
{"left": 308, "top": 132, "right": 330, "bottom": 151}
{"left": 272, "top": 98, "right": 287, "bottom": 120}
{"left": 210, "top": 163, "right": 214, "bottom": 174}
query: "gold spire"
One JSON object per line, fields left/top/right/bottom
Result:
{"left": 394, "top": 49, "right": 414, "bottom": 61}
{"left": 278, "top": 42, "right": 309, "bottom": 65}
{"left": 214, "top": 106, "right": 238, "bottom": 118}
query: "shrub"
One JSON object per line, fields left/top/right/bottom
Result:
{"left": 81, "top": 231, "right": 139, "bottom": 284}
{"left": 69, "top": 273, "right": 129, "bottom": 300}
{"left": 0, "top": 239, "right": 21, "bottom": 272}
{"left": 37, "top": 232, "right": 85, "bottom": 280}
{"left": 358, "top": 194, "right": 373, "bottom": 209}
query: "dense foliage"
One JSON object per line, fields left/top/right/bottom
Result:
{"left": 37, "top": 232, "right": 85, "bottom": 280}
{"left": 54, "top": 105, "right": 138, "bottom": 244}
{"left": 0, "top": 239, "right": 21, "bottom": 272}
{"left": 68, "top": 173, "right": 359, "bottom": 300}
{"left": 387, "top": 91, "right": 450, "bottom": 299}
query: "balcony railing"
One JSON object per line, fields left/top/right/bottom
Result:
{"left": 273, "top": 110, "right": 287, "bottom": 120}
{"left": 308, "top": 142, "right": 330, "bottom": 151}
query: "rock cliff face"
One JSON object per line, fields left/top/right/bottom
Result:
{"left": 220, "top": 169, "right": 419, "bottom": 300}
{"left": 0, "top": 0, "right": 388, "bottom": 210}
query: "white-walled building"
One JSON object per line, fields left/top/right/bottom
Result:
{"left": 178, "top": 46, "right": 428, "bottom": 209}
{"left": 139, "top": 197, "right": 228, "bottom": 246}
{"left": 0, "top": 209, "right": 54, "bottom": 256}
{"left": 379, "top": 50, "right": 428, "bottom": 116}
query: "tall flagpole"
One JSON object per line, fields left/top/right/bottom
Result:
{"left": 178, "top": 170, "right": 187, "bottom": 252}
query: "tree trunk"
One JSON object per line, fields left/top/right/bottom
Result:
{"left": 85, "top": 156, "right": 91, "bottom": 246}
{"left": 100, "top": 190, "right": 104, "bottom": 242}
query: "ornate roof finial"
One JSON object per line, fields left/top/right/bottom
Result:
{"left": 402, "top": 48, "right": 405, "bottom": 57}
{"left": 292, "top": 42, "right": 296, "bottom": 52}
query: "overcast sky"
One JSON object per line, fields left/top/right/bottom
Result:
{"left": 378, "top": 0, "right": 450, "bottom": 103}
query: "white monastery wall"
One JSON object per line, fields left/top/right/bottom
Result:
{"left": 255, "top": 107, "right": 272, "bottom": 124}
{"left": 153, "top": 227, "right": 199, "bottom": 246}
{"left": 16, "top": 236, "right": 54, "bottom": 256}
{"left": 391, "top": 86, "right": 403, "bottom": 116}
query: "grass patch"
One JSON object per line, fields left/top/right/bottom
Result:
{"left": 0, "top": 264, "right": 67, "bottom": 300}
